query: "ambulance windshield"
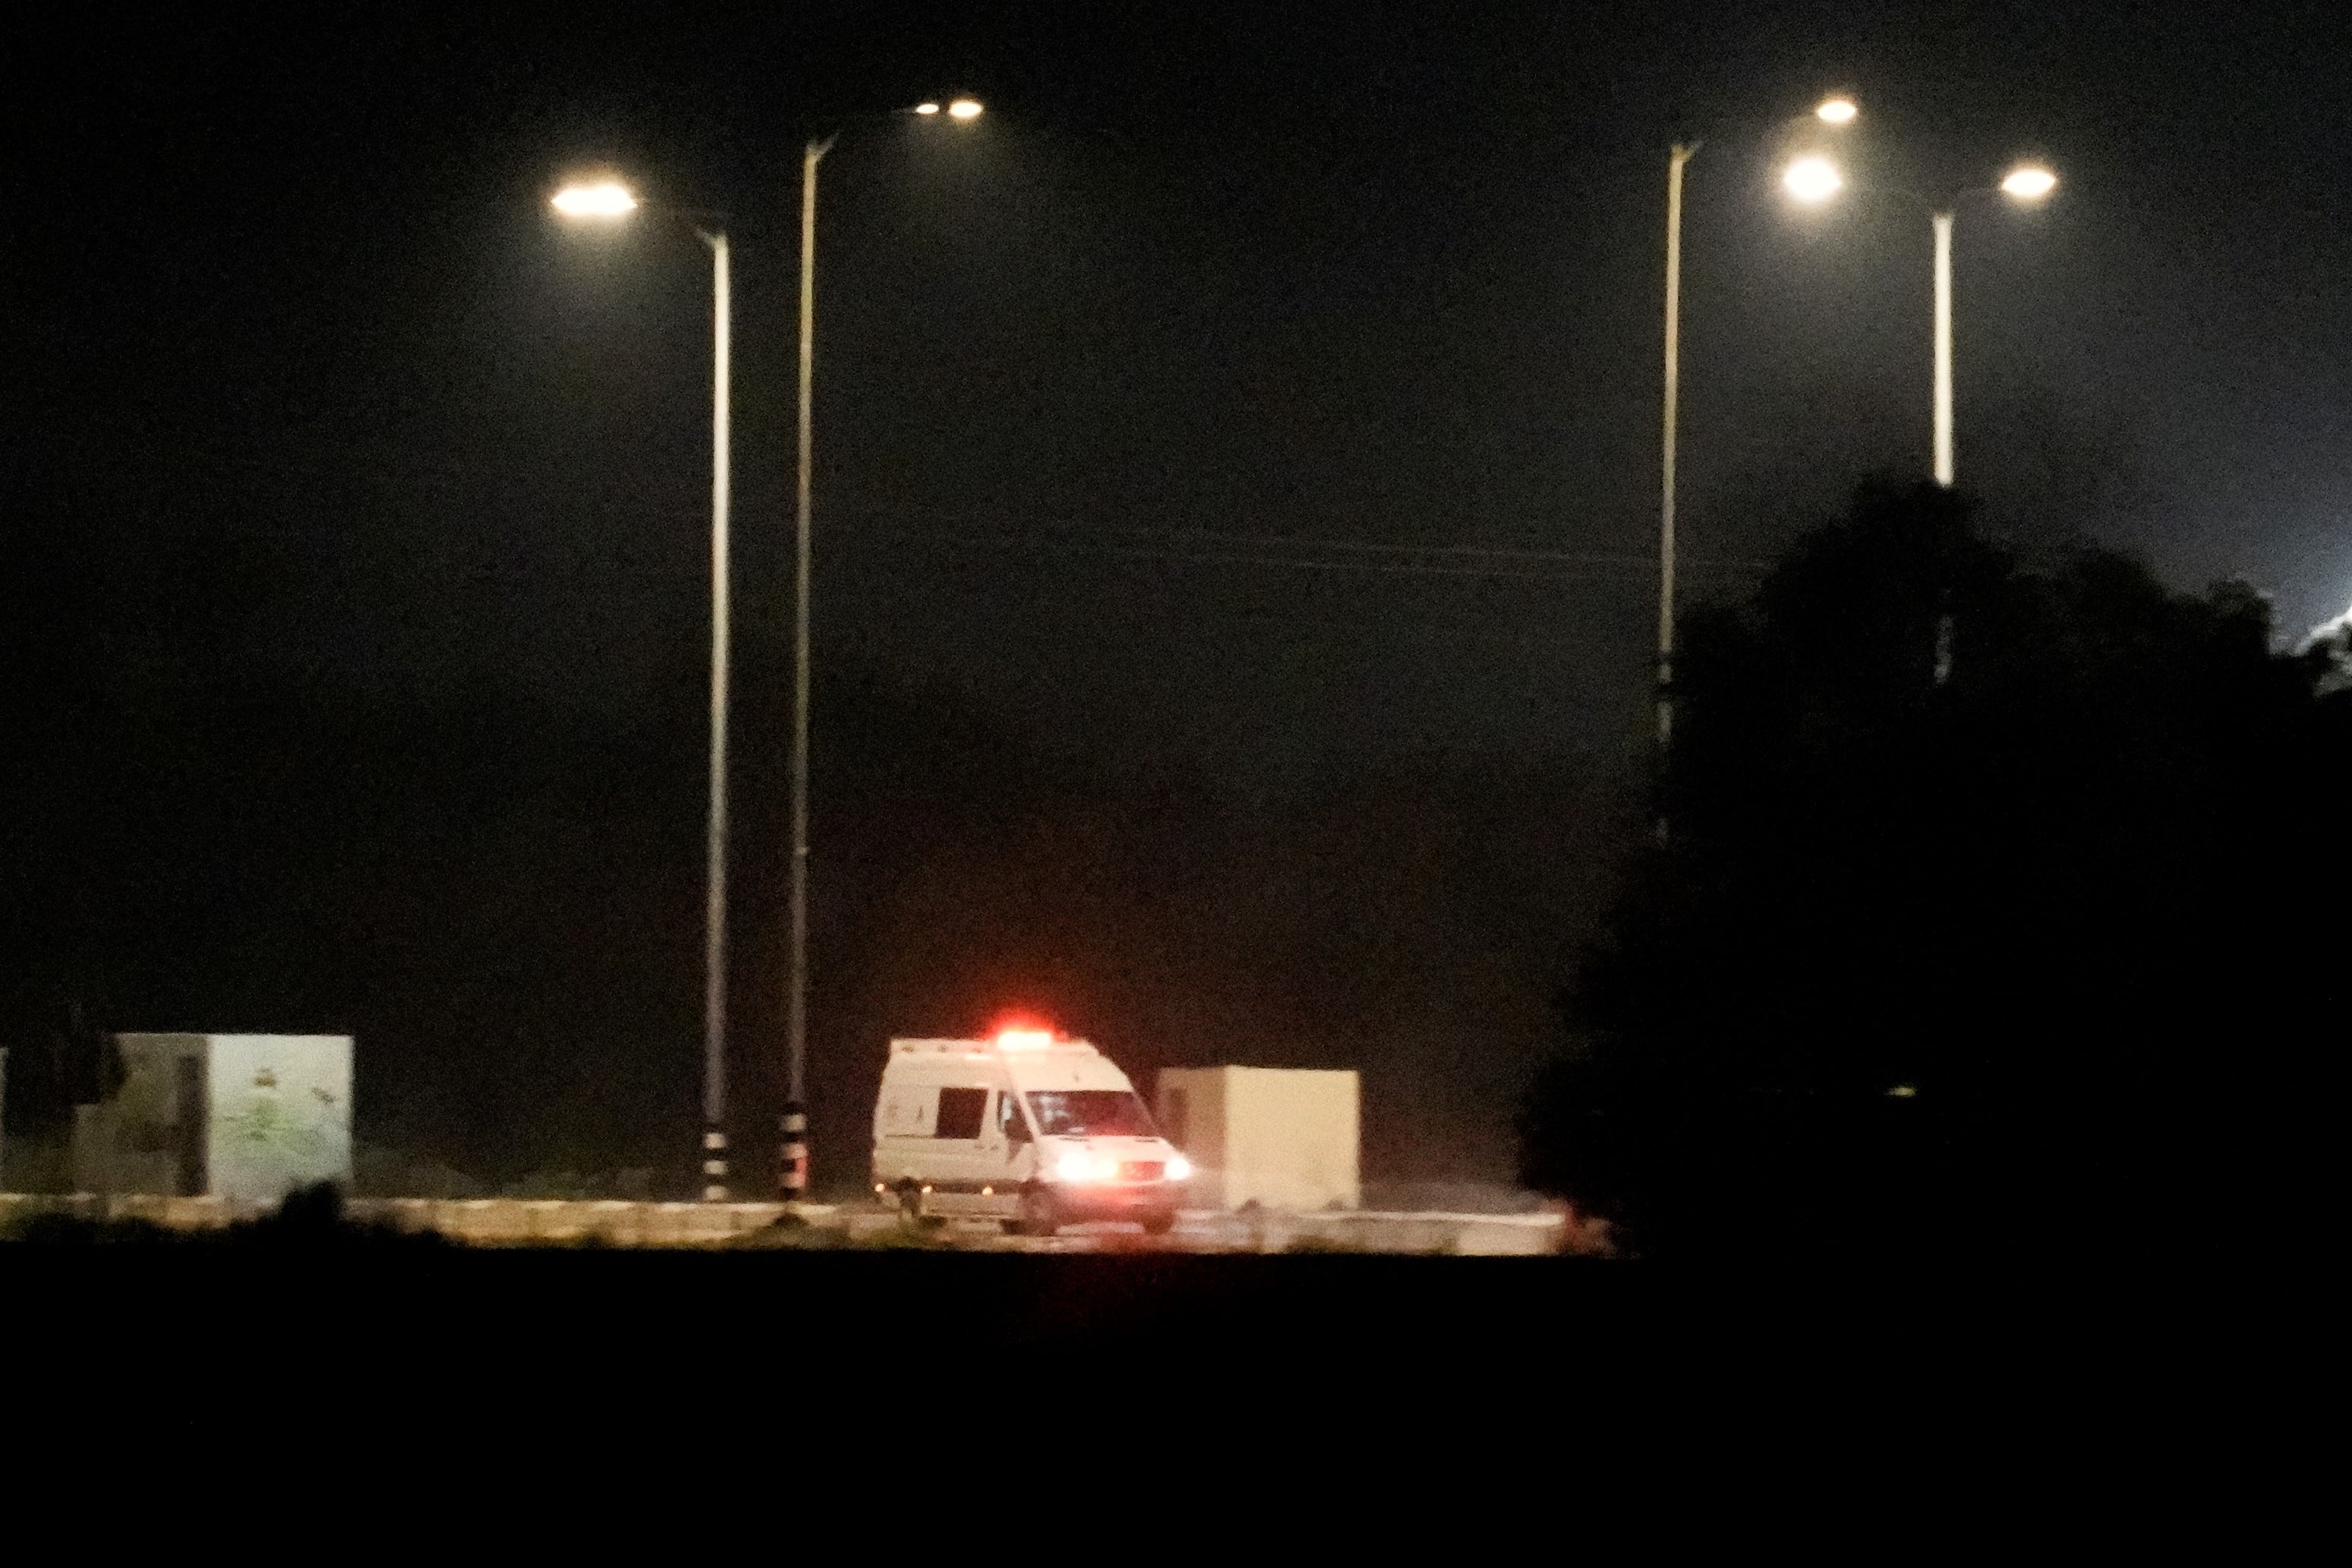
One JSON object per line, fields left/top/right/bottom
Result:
{"left": 1025, "top": 1090, "right": 1157, "bottom": 1138}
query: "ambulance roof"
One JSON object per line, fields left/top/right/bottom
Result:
{"left": 889, "top": 1035, "right": 1101, "bottom": 1058}
{"left": 885, "top": 1035, "right": 1134, "bottom": 1093}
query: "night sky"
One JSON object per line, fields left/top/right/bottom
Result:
{"left": 9, "top": 1, "right": 2347, "bottom": 1187}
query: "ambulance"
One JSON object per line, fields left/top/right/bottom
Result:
{"left": 871, "top": 1029, "right": 1191, "bottom": 1235}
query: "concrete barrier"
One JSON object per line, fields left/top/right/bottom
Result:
{"left": 1195, "top": 1208, "right": 1571, "bottom": 1256}
{"left": 354, "top": 1197, "right": 799, "bottom": 1247}
{"left": 1, "top": 1192, "right": 244, "bottom": 1229}
{"left": 4, "top": 1191, "right": 1592, "bottom": 1254}
{"left": 0, "top": 1191, "right": 812, "bottom": 1245}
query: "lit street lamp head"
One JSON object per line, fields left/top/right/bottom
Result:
{"left": 947, "top": 97, "right": 983, "bottom": 120}
{"left": 1783, "top": 156, "right": 1844, "bottom": 203}
{"left": 551, "top": 181, "right": 639, "bottom": 219}
{"left": 1816, "top": 96, "right": 1858, "bottom": 124}
{"left": 2000, "top": 165, "right": 2059, "bottom": 200}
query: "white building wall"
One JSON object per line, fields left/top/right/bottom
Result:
{"left": 1157, "top": 1066, "right": 1358, "bottom": 1212}
{"left": 80, "top": 1033, "right": 354, "bottom": 1204}
{"left": 206, "top": 1036, "right": 353, "bottom": 1206}
{"left": 1156, "top": 1067, "right": 1229, "bottom": 1207}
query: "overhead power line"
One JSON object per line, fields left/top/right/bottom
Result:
{"left": 841, "top": 524, "right": 1769, "bottom": 584}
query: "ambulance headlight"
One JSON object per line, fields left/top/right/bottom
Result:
{"left": 1164, "top": 1154, "right": 1193, "bottom": 1182}
{"left": 1055, "top": 1149, "right": 1107, "bottom": 1182}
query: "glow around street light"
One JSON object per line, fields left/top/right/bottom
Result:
{"left": 1816, "top": 96, "right": 1858, "bottom": 124}
{"left": 551, "top": 181, "right": 639, "bottom": 219}
{"left": 946, "top": 97, "right": 983, "bottom": 120}
{"left": 1783, "top": 156, "right": 1844, "bottom": 203}
{"left": 2000, "top": 166, "right": 2058, "bottom": 200}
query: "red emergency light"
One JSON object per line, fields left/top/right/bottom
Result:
{"left": 987, "top": 1010, "right": 1058, "bottom": 1050}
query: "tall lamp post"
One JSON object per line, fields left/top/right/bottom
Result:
{"left": 1656, "top": 96, "right": 1857, "bottom": 759}
{"left": 1658, "top": 140, "right": 1691, "bottom": 756}
{"left": 1933, "top": 167, "right": 2057, "bottom": 484}
{"left": 551, "top": 179, "right": 737, "bottom": 1200}
{"left": 1781, "top": 141, "right": 2059, "bottom": 486}
{"left": 782, "top": 96, "right": 983, "bottom": 1202}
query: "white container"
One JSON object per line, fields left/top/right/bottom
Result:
{"left": 74, "top": 1034, "right": 354, "bottom": 1206}
{"left": 1154, "top": 1067, "right": 1359, "bottom": 1212}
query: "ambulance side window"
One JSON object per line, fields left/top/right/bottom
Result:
{"left": 934, "top": 1087, "right": 987, "bottom": 1141}
{"left": 998, "top": 1090, "right": 1031, "bottom": 1144}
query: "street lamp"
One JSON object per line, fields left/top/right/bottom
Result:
{"left": 2000, "top": 166, "right": 2057, "bottom": 200}
{"left": 551, "top": 181, "right": 639, "bottom": 219}
{"left": 1931, "top": 165, "right": 2056, "bottom": 484}
{"left": 1782, "top": 156, "right": 1845, "bottom": 203}
{"left": 1656, "top": 97, "right": 1855, "bottom": 758}
{"left": 782, "top": 98, "right": 983, "bottom": 1202}
{"left": 1779, "top": 145, "right": 2059, "bottom": 485}
{"left": 551, "top": 178, "right": 737, "bottom": 1201}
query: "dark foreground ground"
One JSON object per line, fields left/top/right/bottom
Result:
{"left": 18, "top": 1241, "right": 1639, "bottom": 1361}
{"left": 6, "top": 1228, "right": 2233, "bottom": 1454}
{"left": 8, "top": 1244, "right": 2298, "bottom": 1534}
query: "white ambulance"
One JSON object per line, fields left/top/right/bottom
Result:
{"left": 871, "top": 1029, "right": 1191, "bottom": 1235}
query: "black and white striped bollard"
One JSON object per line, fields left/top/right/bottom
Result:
{"left": 779, "top": 1104, "right": 808, "bottom": 1201}
{"left": 703, "top": 1128, "right": 728, "bottom": 1203}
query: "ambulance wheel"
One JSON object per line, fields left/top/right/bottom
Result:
{"left": 1140, "top": 1210, "right": 1177, "bottom": 1237}
{"left": 1018, "top": 1187, "right": 1061, "bottom": 1237}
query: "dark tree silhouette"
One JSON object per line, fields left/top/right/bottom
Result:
{"left": 1521, "top": 480, "right": 2349, "bottom": 1260}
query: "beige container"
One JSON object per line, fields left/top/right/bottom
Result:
{"left": 1154, "top": 1066, "right": 1359, "bottom": 1212}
